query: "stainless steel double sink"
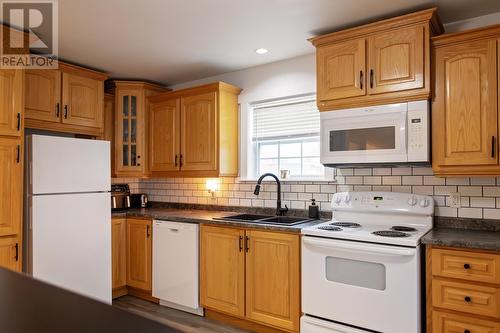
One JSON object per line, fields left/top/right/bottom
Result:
{"left": 214, "top": 213, "right": 312, "bottom": 226}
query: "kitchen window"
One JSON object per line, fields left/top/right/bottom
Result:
{"left": 251, "top": 96, "right": 327, "bottom": 179}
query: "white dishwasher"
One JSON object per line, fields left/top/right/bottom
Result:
{"left": 152, "top": 220, "right": 203, "bottom": 315}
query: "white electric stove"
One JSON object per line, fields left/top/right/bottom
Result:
{"left": 301, "top": 191, "right": 434, "bottom": 333}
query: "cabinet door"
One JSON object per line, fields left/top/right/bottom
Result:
{"left": 0, "top": 237, "right": 20, "bottom": 272}
{"left": 116, "top": 90, "right": 144, "bottom": 174}
{"left": 0, "top": 69, "right": 23, "bottom": 137}
{"left": 61, "top": 73, "right": 103, "bottom": 128}
{"left": 112, "top": 218, "right": 127, "bottom": 291}
{"left": 0, "top": 138, "right": 22, "bottom": 237}
{"left": 149, "top": 98, "right": 180, "bottom": 172}
{"left": 245, "top": 230, "right": 300, "bottom": 331}
{"left": 368, "top": 25, "right": 424, "bottom": 94}
{"left": 200, "top": 225, "right": 245, "bottom": 317}
{"left": 317, "top": 39, "right": 366, "bottom": 101}
{"left": 433, "top": 39, "right": 498, "bottom": 167}
{"left": 25, "top": 69, "right": 61, "bottom": 123}
{"left": 126, "top": 218, "right": 152, "bottom": 290}
{"left": 180, "top": 92, "right": 217, "bottom": 171}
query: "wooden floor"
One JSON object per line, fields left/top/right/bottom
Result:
{"left": 113, "top": 296, "right": 251, "bottom": 333}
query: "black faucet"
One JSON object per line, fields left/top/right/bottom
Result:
{"left": 253, "top": 173, "right": 288, "bottom": 216}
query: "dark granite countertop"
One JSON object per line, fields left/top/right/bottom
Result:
{"left": 113, "top": 207, "right": 322, "bottom": 233}
{"left": 0, "top": 268, "right": 180, "bottom": 333}
{"left": 422, "top": 217, "right": 500, "bottom": 251}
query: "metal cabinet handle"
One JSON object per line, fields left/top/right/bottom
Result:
{"left": 16, "top": 113, "right": 21, "bottom": 131}
{"left": 492, "top": 136, "right": 496, "bottom": 158}
{"left": 56, "top": 103, "right": 60, "bottom": 118}
{"left": 359, "top": 70, "right": 363, "bottom": 89}
{"left": 245, "top": 236, "right": 250, "bottom": 253}
{"left": 179, "top": 154, "right": 183, "bottom": 168}
{"left": 147, "top": 225, "right": 150, "bottom": 238}
{"left": 175, "top": 154, "right": 178, "bottom": 167}
{"left": 463, "top": 263, "right": 470, "bottom": 269}
{"left": 64, "top": 105, "right": 68, "bottom": 119}
{"left": 16, "top": 145, "right": 20, "bottom": 163}
{"left": 239, "top": 236, "right": 243, "bottom": 252}
{"left": 370, "top": 69, "right": 374, "bottom": 89}
{"left": 464, "top": 296, "right": 472, "bottom": 303}
{"left": 464, "top": 330, "right": 471, "bottom": 333}
{"left": 14, "top": 243, "right": 19, "bottom": 262}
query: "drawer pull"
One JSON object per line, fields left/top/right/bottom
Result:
{"left": 463, "top": 263, "right": 471, "bottom": 269}
{"left": 464, "top": 296, "right": 472, "bottom": 303}
{"left": 464, "top": 330, "right": 470, "bottom": 333}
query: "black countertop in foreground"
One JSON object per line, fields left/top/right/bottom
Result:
{"left": 0, "top": 268, "right": 180, "bottom": 333}
{"left": 422, "top": 217, "right": 500, "bottom": 251}
{"left": 113, "top": 207, "right": 322, "bottom": 232}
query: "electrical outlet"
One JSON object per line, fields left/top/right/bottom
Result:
{"left": 449, "top": 192, "right": 461, "bottom": 208}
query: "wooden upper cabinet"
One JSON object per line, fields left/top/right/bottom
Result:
{"left": 432, "top": 29, "right": 500, "bottom": 175}
{"left": 0, "top": 138, "right": 22, "bottom": 237}
{"left": 103, "top": 93, "right": 115, "bottom": 176}
{"left": 126, "top": 218, "right": 152, "bottom": 291}
{"left": 180, "top": 92, "right": 217, "bottom": 172}
{"left": 317, "top": 39, "right": 366, "bottom": 101}
{"left": 24, "top": 63, "right": 107, "bottom": 135}
{"left": 112, "top": 217, "right": 127, "bottom": 293}
{"left": 62, "top": 73, "right": 103, "bottom": 128}
{"left": 0, "top": 69, "right": 23, "bottom": 137}
{"left": 311, "top": 8, "right": 442, "bottom": 111}
{"left": 368, "top": 25, "right": 424, "bottom": 94}
{"left": 200, "top": 225, "right": 245, "bottom": 318}
{"left": 149, "top": 98, "right": 180, "bottom": 172}
{"left": 148, "top": 82, "right": 241, "bottom": 178}
{"left": 25, "top": 69, "right": 61, "bottom": 123}
{"left": 245, "top": 230, "right": 300, "bottom": 332}
{"left": 0, "top": 237, "right": 20, "bottom": 272}
{"left": 114, "top": 81, "right": 167, "bottom": 178}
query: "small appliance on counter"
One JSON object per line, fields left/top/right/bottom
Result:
{"left": 130, "top": 193, "right": 149, "bottom": 208}
{"left": 111, "top": 184, "right": 130, "bottom": 211}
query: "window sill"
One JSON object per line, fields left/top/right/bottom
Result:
{"left": 237, "top": 177, "right": 337, "bottom": 183}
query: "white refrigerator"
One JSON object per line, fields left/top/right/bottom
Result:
{"left": 25, "top": 135, "right": 112, "bottom": 304}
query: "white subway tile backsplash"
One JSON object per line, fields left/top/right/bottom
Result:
{"left": 128, "top": 167, "right": 500, "bottom": 220}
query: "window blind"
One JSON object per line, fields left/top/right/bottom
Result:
{"left": 252, "top": 100, "right": 320, "bottom": 141}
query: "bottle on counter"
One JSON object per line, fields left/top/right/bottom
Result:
{"left": 308, "top": 198, "right": 319, "bottom": 219}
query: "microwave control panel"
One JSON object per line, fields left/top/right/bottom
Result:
{"left": 407, "top": 101, "right": 429, "bottom": 162}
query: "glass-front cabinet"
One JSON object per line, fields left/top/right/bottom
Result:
{"left": 114, "top": 81, "right": 167, "bottom": 177}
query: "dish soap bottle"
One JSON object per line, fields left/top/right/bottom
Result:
{"left": 309, "top": 199, "right": 319, "bottom": 219}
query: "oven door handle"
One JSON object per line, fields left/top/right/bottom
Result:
{"left": 303, "top": 237, "right": 416, "bottom": 256}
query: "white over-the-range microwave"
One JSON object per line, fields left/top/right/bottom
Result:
{"left": 320, "top": 100, "right": 429, "bottom": 166}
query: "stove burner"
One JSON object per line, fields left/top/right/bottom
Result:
{"left": 391, "top": 226, "right": 417, "bottom": 232}
{"left": 330, "top": 222, "right": 361, "bottom": 228}
{"left": 372, "top": 230, "right": 410, "bottom": 238}
{"left": 317, "top": 226, "right": 343, "bottom": 231}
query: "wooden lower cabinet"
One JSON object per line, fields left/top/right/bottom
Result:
{"left": 245, "top": 230, "right": 300, "bottom": 332}
{"left": 0, "top": 237, "right": 20, "bottom": 272}
{"left": 200, "top": 225, "right": 245, "bottom": 317}
{"left": 200, "top": 225, "right": 300, "bottom": 332}
{"left": 427, "top": 246, "right": 500, "bottom": 333}
{"left": 112, "top": 217, "right": 127, "bottom": 298}
{"left": 126, "top": 218, "right": 152, "bottom": 291}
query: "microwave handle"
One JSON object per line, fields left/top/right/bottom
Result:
{"left": 112, "top": 196, "right": 117, "bottom": 209}
{"left": 303, "top": 237, "right": 416, "bottom": 256}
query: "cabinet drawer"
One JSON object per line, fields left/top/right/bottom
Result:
{"left": 433, "top": 311, "right": 500, "bottom": 333}
{"left": 433, "top": 279, "right": 500, "bottom": 318}
{"left": 432, "top": 248, "right": 500, "bottom": 284}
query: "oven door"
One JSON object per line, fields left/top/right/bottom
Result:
{"left": 320, "top": 103, "right": 407, "bottom": 164}
{"left": 302, "top": 237, "right": 421, "bottom": 333}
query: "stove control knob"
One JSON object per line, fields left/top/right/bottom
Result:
{"left": 419, "top": 199, "right": 430, "bottom": 207}
{"left": 408, "top": 196, "right": 418, "bottom": 206}
{"left": 344, "top": 194, "right": 351, "bottom": 203}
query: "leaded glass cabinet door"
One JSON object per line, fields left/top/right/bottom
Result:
{"left": 116, "top": 89, "right": 143, "bottom": 174}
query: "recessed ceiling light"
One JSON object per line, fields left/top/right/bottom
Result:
{"left": 255, "top": 48, "right": 268, "bottom": 54}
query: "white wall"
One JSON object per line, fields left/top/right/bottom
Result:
{"left": 444, "top": 11, "right": 500, "bottom": 32}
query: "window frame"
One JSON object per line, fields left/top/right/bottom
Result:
{"left": 245, "top": 94, "right": 333, "bottom": 181}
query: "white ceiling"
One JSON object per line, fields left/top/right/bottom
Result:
{"left": 58, "top": 0, "right": 500, "bottom": 85}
